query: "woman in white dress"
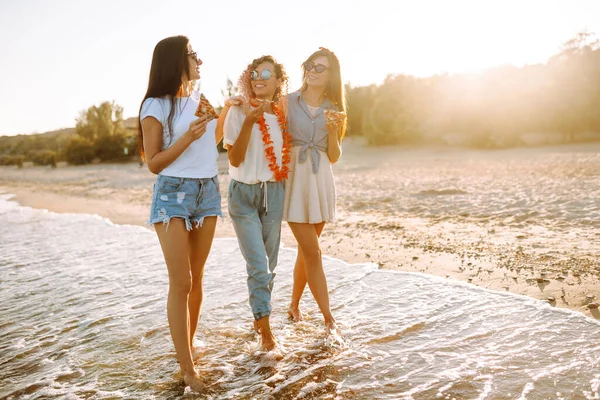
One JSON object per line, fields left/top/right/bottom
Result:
{"left": 283, "top": 47, "right": 347, "bottom": 333}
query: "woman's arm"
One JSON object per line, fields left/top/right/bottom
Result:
{"left": 215, "top": 96, "right": 244, "bottom": 145}
{"left": 227, "top": 118, "right": 254, "bottom": 167}
{"left": 326, "top": 122, "right": 343, "bottom": 163}
{"left": 227, "top": 102, "right": 269, "bottom": 167}
{"left": 142, "top": 115, "right": 209, "bottom": 174}
{"left": 215, "top": 108, "right": 228, "bottom": 145}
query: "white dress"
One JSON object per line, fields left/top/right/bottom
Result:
{"left": 283, "top": 104, "right": 336, "bottom": 224}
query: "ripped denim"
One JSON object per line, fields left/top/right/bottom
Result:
{"left": 148, "top": 174, "right": 222, "bottom": 231}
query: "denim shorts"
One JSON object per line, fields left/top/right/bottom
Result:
{"left": 148, "top": 174, "right": 222, "bottom": 231}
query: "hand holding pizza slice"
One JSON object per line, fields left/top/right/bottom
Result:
{"left": 195, "top": 93, "right": 219, "bottom": 121}
{"left": 324, "top": 109, "right": 346, "bottom": 132}
{"left": 249, "top": 98, "right": 273, "bottom": 108}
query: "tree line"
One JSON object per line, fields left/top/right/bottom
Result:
{"left": 346, "top": 31, "right": 600, "bottom": 147}
{"left": 0, "top": 102, "right": 138, "bottom": 167}
{"left": 1, "top": 32, "right": 599, "bottom": 167}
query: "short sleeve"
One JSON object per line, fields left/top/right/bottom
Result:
{"left": 140, "top": 98, "right": 167, "bottom": 126}
{"left": 205, "top": 118, "right": 217, "bottom": 142}
{"left": 223, "top": 106, "right": 245, "bottom": 149}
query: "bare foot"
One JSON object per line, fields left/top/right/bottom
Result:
{"left": 183, "top": 371, "right": 205, "bottom": 393}
{"left": 261, "top": 331, "right": 277, "bottom": 351}
{"left": 253, "top": 320, "right": 261, "bottom": 333}
{"left": 324, "top": 321, "right": 346, "bottom": 347}
{"left": 325, "top": 320, "right": 338, "bottom": 336}
{"left": 287, "top": 307, "right": 303, "bottom": 322}
{"left": 255, "top": 316, "right": 277, "bottom": 351}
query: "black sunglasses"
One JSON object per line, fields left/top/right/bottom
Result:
{"left": 187, "top": 51, "right": 200, "bottom": 61}
{"left": 251, "top": 69, "right": 273, "bottom": 81}
{"left": 303, "top": 62, "right": 328, "bottom": 73}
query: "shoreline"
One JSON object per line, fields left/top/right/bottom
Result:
{"left": 2, "top": 142, "right": 599, "bottom": 320}
{"left": 3, "top": 180, "right": 599, "bottom": 321}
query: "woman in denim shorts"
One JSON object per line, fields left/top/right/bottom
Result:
{"left": 138, "top": 35, "right": 222, "bottom": 393}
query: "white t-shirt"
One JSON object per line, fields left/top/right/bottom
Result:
{"left": 223, "top": 106, "right": 283, "bottom": 184}
{"left": 140, "top": 94, "right": 218, "bottom": 179}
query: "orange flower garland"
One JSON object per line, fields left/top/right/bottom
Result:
{"left": 258, "top": 102, "right": 292, "bottom": 181}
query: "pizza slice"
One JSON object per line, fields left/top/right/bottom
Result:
{"left": 249, "top": 98, "right": 273, "bottom": 108}
{"left": 324, "top": 109, "right": 346, "bottom": 128}
{"left": 195, "top": 93, "right": 219, "bottom": 121}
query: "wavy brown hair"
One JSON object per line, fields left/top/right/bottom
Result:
{"left": 137, "top": 35, "right": 192, "bottom": 161}
{"left": 237, "top": 55, "right": 288, "bottom": 102}
{"left": 299, "top": 47, "right": 347, "bottom": 138}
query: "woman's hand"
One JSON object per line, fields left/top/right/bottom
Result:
{"left": 225, "top": 95, "right": 245, "bottom": 108}
{"left": 326, "top": 117, "right": 344, "bottom": 135}
{"left": 243, "top": 100, "right": 269, "bottom": 124}
{"left": 324, "top": 110, "right": 346, "bottom": 135}
{"left": 325, "top": 110, "right": 345, "bottom": 163}
{"left": 326, "top": 120, "right": 343, "bottom": 135}
{"left": 185, "top": 114, "right": 211, "bottom": 142}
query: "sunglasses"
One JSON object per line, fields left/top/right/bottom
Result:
{"left": 187, "top": 51, "right": 201, "bottom": 62}
{"left": 251, "top": 69, "right": 273, "bottom": 81}
{"left": 303, "top": 62, "right": 328, "bottom": 73}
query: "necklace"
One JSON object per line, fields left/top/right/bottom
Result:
{"left": 258, "top": 102, "right": 292, "bottom": 181}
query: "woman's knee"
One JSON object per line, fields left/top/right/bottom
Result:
{"left": 248, "top": 266, "right": 271, "bottom": 284}
{"left": 169, "top": 277, "right": 192, "bottom": 295}
{"left": 190, "top": 273, "right": 203, "bottom": 289}
{"left": 302, "top": 247, "right": 322, "bottom": 265}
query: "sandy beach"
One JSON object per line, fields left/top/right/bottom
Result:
{"left": 2, "top": 138, "right": 599, "bottom": 320}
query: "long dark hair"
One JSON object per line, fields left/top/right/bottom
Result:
{"left": 299, "top": 48, "right": 347, "bottom": 138}
{"left": 137, "top": 35, "right": 191, "bottom": 161}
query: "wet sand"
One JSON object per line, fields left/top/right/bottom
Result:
{"left": 2, "top": 138, "right": 599, "bottom": 320}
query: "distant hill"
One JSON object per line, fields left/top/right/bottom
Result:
{"left": 3, "top": 117, "right": 138, "bottom": 138}
{"left": 124, "top": 117, "right": 138, "bottom": 130}
{"left": 0, "top": 116, "right": 140, "bottom": 165}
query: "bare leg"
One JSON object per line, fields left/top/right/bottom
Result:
{"left": 188, "top": 216, "right": 217, "bottom": 359}
{"left": 288, "top": 222, "right": 335, "bottom": 330}
{"left": 288, "top": 222, "right": 325, "bottom": 322}
{"left": 155, "top": 219, "right": 203, "bottom": 392}
{"left": 256, "top": 316, "right": 276, "bottom": 351}
{"left": 288, "top": 251, "right": 306, "bottom": 322}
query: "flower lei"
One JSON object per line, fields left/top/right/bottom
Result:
{"left": 258, "top": 101, "right": 292, "bottom": 181}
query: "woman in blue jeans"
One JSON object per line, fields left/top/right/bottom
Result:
{"left": 138, "top": 36, "right": 222, "bottom": 392}
{"left": 220, "top": 55, "right": 290, "bottom": 351}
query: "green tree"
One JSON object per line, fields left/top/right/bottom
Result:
{"left": 75, "top": 101, "right": 125, "bottom": 141}
{"left": 30, "top": 149, "right": 58, "bottom": 167}
{"left": 75, "top": 101, "right": 132, "bottom": 161}
{"left": 95, "top": 133, "right": 129, "bottom": 161}
{"left": 346, "top": 84, "right": 377, "bottom": 135}
{"left": 64, "top": 136, "right": 95, "bottom": 165}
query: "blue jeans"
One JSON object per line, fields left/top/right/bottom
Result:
{"left": 228, "top": 179, "right": 284, "bottom": 320}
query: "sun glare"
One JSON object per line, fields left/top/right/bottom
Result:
{"left": 355, "top": 0, "right": 588, "bottom": 79}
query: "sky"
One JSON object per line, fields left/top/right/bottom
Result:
{"left": 0, "top": 0, "right": 599, "bottom": 136}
